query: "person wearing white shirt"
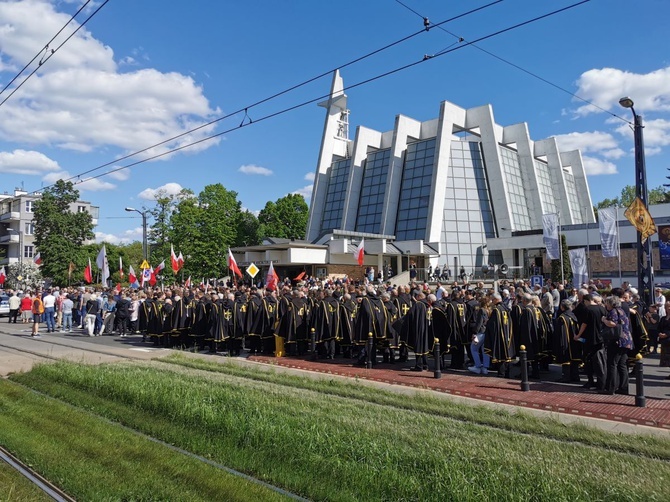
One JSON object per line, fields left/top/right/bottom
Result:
{"left": 42, "top": 290, "right": 56, "bottom": 333}
{"left": 655, "top": 288, "right": 666, "bottom": 318}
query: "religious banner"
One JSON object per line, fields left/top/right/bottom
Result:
{"left": 624, "top": 196, "right": 657, "bottom": 243}
{"left": 658, "top": 225, "right": 670, "bottom": 270}
{"left": 542, "top": 213, "right": 560, "bottom": 260}
{"left": 598, "top": 206, "right": 619, "bottom": 257}
{"left": 569, "top": 248, "right": 588, "bottom": 288}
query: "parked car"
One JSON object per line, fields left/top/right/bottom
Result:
{"left": 0, "top": 295, "right": 9, "bottom": 317}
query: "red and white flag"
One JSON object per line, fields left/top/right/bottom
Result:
{"left": 353, "top": 238, "right": 365, "bottom": 266}
{"left": 228, "top": 248, "right": 242, "bottom": 278}
{"left": 184, "top": 276, "right": 191, "bottom": 288}
{"left": 115, "top": 283, "right": 122, "bottom": 294}
{"left": 84, "top": 258, "right": 92, "bottom": 283}
{"left": 154, "top": 260, "right": 165, "bottom": 274}
{"left": 119, "top": 256, "right": 124, "bottom": 278}
{"left": 266, "top": 261, "right": 279, "bottom": 291}
{"left": 0, "top": 266, "right": 6, "bottom": 285}
{"left": 149, "top": 268, "right": 157, "bottom": 287}
{"left": 170, "top": 245, "right": 180, "bottom": 273}
{"left": 177, "top": 252, "right": 184, "bottom": 270}
{"left": 33, "top": 252, "right": 42, "bottom": 266}
{"left": 128, "top": 265, "right": 138, "bottom": 286}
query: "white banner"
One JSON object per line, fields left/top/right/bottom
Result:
{"left": 569, "top": 248, "right": 588, "bottom": 288}
{"left": 598, "top": 206, "right": 619, "bottom": 258}
{"left": 542, "top": 213, "right": 560, "bottom": 260}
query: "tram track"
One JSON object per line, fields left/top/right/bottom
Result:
{"left": 0, "top": 445, "right": 75, "bottom": 502}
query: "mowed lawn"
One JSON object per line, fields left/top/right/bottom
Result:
{"left": 6, "top": 356, "right": 670, "bottom": 502}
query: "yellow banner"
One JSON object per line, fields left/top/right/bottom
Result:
{"left": 624, "top": 196, "right": 657, "bottom": 243}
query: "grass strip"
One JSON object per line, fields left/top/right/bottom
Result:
{"left": 12, "top": 360, "right": 670, "bottom": 502}
{"left": 0, "top": 378, "right": 290, "bottom": 502}
{"left": 0, "top": 459, "right": 52, "bottom": 502}
{"left": 159, "top": 353, "right": 670, "bottom": 460}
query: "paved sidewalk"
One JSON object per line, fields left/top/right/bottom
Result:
{"left": 249, "top": 354, "right": 670, "bottom": 430}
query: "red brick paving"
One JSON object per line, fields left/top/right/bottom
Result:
{"left": 249, "top": 355, "right": 670, "bottom": 430}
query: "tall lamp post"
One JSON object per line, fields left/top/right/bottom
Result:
{"left": 619, "top": 96, "right": 654, "bottom": 305}
{"left": 125, "top": 207, "right": 148, "bottom": 261}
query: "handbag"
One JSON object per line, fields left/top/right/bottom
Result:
{"left": 601, "top": 308, "right": 623, "bottom": 343}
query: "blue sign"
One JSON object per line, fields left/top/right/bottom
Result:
{"left": 530, "top": 275, "right": 543, "bottom": 288}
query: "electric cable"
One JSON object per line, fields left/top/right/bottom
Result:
{"left": 37, "top": 1, "right": 504, "bottom": 190}
{"left": 65, "top": 0, "right": 594, "bottom": 190}
{"left": 393, "top": 0, "right": 631, "bottom": 124}
{"left": 0, "top": 0, "right": 110, "bottom": 109}
{"left": 0, "top": 0, "right": 92, "bottom": 97}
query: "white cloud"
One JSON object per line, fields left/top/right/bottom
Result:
{"left": 581, "top": 156, "right": 618, "bottom": 176}
{"left": 574, "top": 66, "right": 670, "bottom": 116}
{"left": 292, "top": 184, "right": 313, "bottom": 200}
{"left": 554, "top": 131, "right": 618, "bottom": 154}
{"left": 615, "top": 118, "right": 670, "bottom": 155}
{"left": 304, "top": 172, "right": 315, "bottom": 181}
{"left": 241, "top": 206, "right": 260, "bottom": 217}
{"left": 0, "top": 149, "right": 60, "bottom": 174}
{"left": 138, "top": 182, "right": 184, "bottom": 200}
{"left": 42, "top": 170, "right": 116, "bottom": 191}
{"left": 238, "top": 164, "right": 273, "bottom": 176}
{"left": 0, "top": 1, "right": 220, "bottom": 158}
{"left": 95, "top": 226, "right": 143, "bottom": 245}
{"left": 106, "top": 167, "right": 130, "bottom": 181}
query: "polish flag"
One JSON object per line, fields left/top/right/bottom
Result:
{"left": 266, "top": 261, "right": 279, "bottom": 291}
{"left": 84, "top": 258, "right": 92, "bottom": 283}
{"left": 177, "top": 252, "right": 184, "bottom": 270}
{"left": 115, "top": 283, "right": 122, "bottom": 294}
{"left": 228, "top": 248, "right": 242, "bottom": 278}
{"left": 170, "top": 245, "right": 179, "bottom": 273}
{"left": 119, "top": 256, "right": 124, "bottom": 278}
{"left": 0, "top": 266, "right": 6, "bottom": 285}
{"left": 353, "top": 238, "right": 365, "bottom": 266}
{"left": 154, "top": 260, "right": 165, "bottom": 274}
{"left": 33, "top": 252, "right": 42, "bottom": 265}
{"left": 149, "top": 268, "right": 157, "bottom": 287}
{"left": 128, "top": 265, "right": 138, "bottom": 286}
{"left": 184, "top": 276, "right": 191, "bottom": 288}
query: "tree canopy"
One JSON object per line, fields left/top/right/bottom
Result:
{"left": 33, "top": 180, "right": 95, "bottom": 286}
{"left": 595, "top": 184, "right": 669, "bottom": 210}
{"left": 258, "top": 193, "right": 309, "bottom": 241}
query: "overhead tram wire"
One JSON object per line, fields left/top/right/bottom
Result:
{"left": 69, "top": 0, "right": 595, "bottom": 190}
{"left": 36, "top": 0, "right": 504, "bottom": 193}
{"left": 394, "top": 0, "right": 632, "bottom": 125}
{"left": 0, "top": 0, "right": 110, "bottom": 109}
{"left": 0, "top": 0, "right": 92, "bottom": 98}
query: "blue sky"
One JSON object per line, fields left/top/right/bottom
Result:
{"left": 1, "top": 0, "right": 669, "bottom": 244}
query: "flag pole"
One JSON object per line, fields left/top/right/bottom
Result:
{"left": 558, "top": 211, "right": 564, "bottom": 284}
{"left": 585, "top": 220, "right": 590, "bottom": 279}
{"left": 616, "top": 205, "right": 622, "bottom": 284}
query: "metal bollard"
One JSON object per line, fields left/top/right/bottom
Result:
{"left": 635, "top": 353, "right": 646, "bottom": 408}
{"left": 310, "top": 328, "right": 317, "bottom": 361}
{"left": 519, "top": 345, "right": 530, "bottom": 392}
{"left": 433, "top": 338, "right": 442, "bottom": 379}
{"left": 365, "top": 333, "right": 374, "bottom": 369}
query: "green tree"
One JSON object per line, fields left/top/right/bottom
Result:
{"left": 550, "top": 234, "right": 572, "bottom": 284}
{"left": 258, "top": 194, "right": 308, "bottom": 240}
{"left": 170, "top": 184, "right": 242, "bottom": 279}
{"left": 33, "top": 180, "right": 94, "bottom": 286}
{"left": 236, "top": 210, "right": 261, "bottom": 246}
{"left": 595, "top": 185, "right": 668, "bottom": 212}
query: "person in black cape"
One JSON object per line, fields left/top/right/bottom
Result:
{"left": 399, "top": 292, "right": 434, "bottom": 371}
{"left": 483, "top": 292, "right": 515, "bottom": 378}
{"left": 553, "top": 299, "right": 581, "bottom": 382}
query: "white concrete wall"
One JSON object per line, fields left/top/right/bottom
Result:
{"left": 561, "top": 150, "right": 596, "bottom": 223}
{"left": 535, "top": 138, "right": 571, "bottom": 224}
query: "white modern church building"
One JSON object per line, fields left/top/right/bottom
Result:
{"left": 305, "top": 70, "right": 595, "bottom": 275}
{"left": 235, "top": 70, "right": 597, "bottom": 281}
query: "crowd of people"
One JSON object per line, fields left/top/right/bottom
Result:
{"left": 2, "top": 276, "right": 669, "bottom": 387}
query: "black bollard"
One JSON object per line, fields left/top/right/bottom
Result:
{"left": 310, "top": 328, "right": 317, "bottom": 361}
{"left": 365, "top": 333, "right": 374, "bottom": 369}
{"left": 433, "top": 338, "right": 442, "bottom": 379}
{"left": 635, "top": 354, "right": 646, "bottom": 408}
{"left": 519, "top": 345, "right": 530, "bottom": 392}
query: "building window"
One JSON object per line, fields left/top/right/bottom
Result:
{"left": 321, "top": 158, "right": 351, "bottom": 232}
{"left": 395, "top": 138, "right": 436, "bottom": 240}
{"left": 534, "top": 160, "right": 558, "bottom": 214}
{"left": 77, "top": 205, "right": 87, "bottom": 213}
{"left": 563, "top": 171, "right": 583, "bottom": 224}
{"left": 25, "top": 200, "right": 34, "bottom": 213}
{"left": 24, "top": 245, "right": 34, "bottom": 258}
{"left": 355, "top": 148, "right": 391, "bottom": 234}
{"left": 499, "top": 145, "right": 531, "bottom": 231}
{"left": 24, "top": 223, "right": 35, "bottom": 235}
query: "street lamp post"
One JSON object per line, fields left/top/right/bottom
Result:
{"left": 125, "top": 207, "right": 148, "bottom": 261}
{"left": 619, "top": 96, "right": 654, "bottom": 305}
